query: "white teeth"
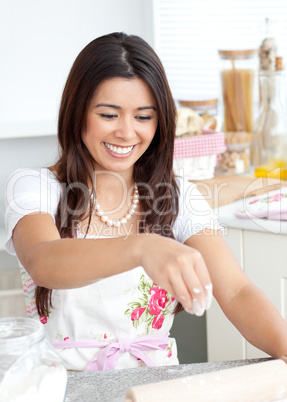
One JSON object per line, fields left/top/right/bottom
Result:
{"left": 104, "top": 143, "right": 133, "bottom": 154}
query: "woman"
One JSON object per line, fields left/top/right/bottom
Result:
{"left": 5, "top": 32, "right": 287, "bottom": 371}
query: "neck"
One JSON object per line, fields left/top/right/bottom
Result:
{"left": 93, "top": 170, "right": 134, "bottom": 196}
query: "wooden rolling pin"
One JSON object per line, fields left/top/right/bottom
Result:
{"left": 125, "top": 360, "right": 287, "bottom": 402}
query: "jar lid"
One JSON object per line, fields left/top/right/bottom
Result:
{"left": 0, "top": 317, "right": 45, "bottom": 349}
{"left": 218, "top": 49, "right": 258, "bottom": 59}
{"left": 178, "top": 98, "right": 218, "bottom": 111}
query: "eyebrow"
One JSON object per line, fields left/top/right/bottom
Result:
{"left": 95, "top": 103, "right": 157, "bottom": 111}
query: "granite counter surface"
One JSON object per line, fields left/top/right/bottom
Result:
{"left": 65, "top": 358, "right": 270, "bottom": 402}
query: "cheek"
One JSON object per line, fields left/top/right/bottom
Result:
{"left": 81, "top": 123, "right": 98, "bottom": 149}
{"left": 85, "top": 113, "right": 108, "bottom": 134}
{"left": 83, "top": 119, "right": 107, "bottom": 145}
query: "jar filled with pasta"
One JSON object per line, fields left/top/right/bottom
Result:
{"left": 218, "top": 49, "right": 258, "bottom": 135}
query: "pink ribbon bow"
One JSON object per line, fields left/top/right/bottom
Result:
{"left": 52, "top": 333, "right": 169, "bottom": 371}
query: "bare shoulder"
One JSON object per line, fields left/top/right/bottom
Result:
{"left": 47, "top": 165, "right": 58, "bottom": 177}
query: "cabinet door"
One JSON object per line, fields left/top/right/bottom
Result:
{"left": 206, "top": 228, "right": 246, "bottom": 361}
{"left": 243, "top": 230, "right": 287, "bottom": 359}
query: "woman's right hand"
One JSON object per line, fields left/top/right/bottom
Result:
{"left": 138, "top": 233, "right": 213, "bottom": 316}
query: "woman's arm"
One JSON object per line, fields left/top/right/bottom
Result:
{"left": 12, "top": 212, "right": 211, "bottom": 313}
{"left": 185, "top": 229, "right": 287, "bottom": 358}
{"left": 13, "top": 213, "right": 142, "bottom": 288}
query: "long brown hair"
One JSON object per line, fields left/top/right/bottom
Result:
{"left": 36, "top": 32, "right": 182, "bottom": 316}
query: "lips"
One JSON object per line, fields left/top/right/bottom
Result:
{"left": 104, "top": 142, "right": 134, "bottom": 154}
{"left": 103, "top": 142, "right": 136, "bottom": 158}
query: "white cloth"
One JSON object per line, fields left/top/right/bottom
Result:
{"left": 5, "top": 168, "right": 221, "bottom": 370}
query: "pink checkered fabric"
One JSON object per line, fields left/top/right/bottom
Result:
{"left": 174, "top": 130, "right": 226, "bottom": 159}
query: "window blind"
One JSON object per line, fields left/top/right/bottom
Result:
{"left": 153, "top": 0, "right": 287, "bottom": 102}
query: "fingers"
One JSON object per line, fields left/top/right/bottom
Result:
{"left": 170, "top": 249, "right": 213, "bottom": 317}
{"left": 141, "top": 235, "right": 213, "bottom": 316}
{"left": 204, "top": 283, "right": 213, "bottom": 310}
{"left": 192, "top": 251, "right": 213, "bottom": 311}
{"left": 188, "top": 283, "right": 213, "bottom": 316}
{"left": 166, "top": 277, "right": 194, "bottom": 312}
{"left": 161, "top": 253, "right": 213, "bottom": 317}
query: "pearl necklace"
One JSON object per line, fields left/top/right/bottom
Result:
{"left": 91, "top": 184, "right": 139, "bottom": 227}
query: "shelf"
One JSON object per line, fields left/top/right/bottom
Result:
{"left": 0, "top": 120, "right": 57, "bottom": 139}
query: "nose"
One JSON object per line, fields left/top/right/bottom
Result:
{"left": 114, "top": 116, "right": 136, "bottom": 141}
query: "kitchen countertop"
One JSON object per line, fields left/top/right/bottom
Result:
{"left": 194, "top": 174, "right": 287, "bottom": 235}
{"left": 65, "top": 358, "right": 270, "bottom": 402}
{"left": 194, "top": 174, "right": 283, "bottom": 209}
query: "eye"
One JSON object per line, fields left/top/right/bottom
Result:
{"left": 99, "top": 114, "right": 117, "bottom": 120}
{"left": 135, "top": 116, "right": 152, "bottom": 122}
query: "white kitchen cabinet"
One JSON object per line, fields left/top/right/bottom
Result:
{"left": 206, "top": 228, "right": 248, "bottom": 362}
{"left": 206, "top": 197, "right": 287, "bottom": 362}
{"left": 244, "top": 230, "right": 287, "bottom": 358}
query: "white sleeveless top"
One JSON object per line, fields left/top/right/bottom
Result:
{"left": 5, "top": 168, "right": 221, "bottom": 370}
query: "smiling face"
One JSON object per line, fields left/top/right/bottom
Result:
{"left": 82, "top": 77, "right": 158, "bottom": 177}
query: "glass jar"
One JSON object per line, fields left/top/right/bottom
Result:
{"left": 0, "top": 317, "right": 67, "bottom": 402}
{"left": 253, "top": 58, "right": 287, "bottom": 180}
{"left": 216, "top": 131, "right": 252, "bottom": 175}
{"left": 218, "top": 49, "right": 258, "bottom": 134}
{"left": 178, "top": 98, "right": 219, "bottom": 131}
